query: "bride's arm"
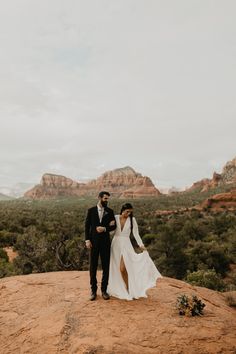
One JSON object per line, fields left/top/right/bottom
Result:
{"left": 132, "top": 217, "right": 145, "bottom": 247}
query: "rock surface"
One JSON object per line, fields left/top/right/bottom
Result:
{"left": 87, "top": 167, "right": 160, "bottom": 198}
{"left": 187, "top": 156, "right": 236, "bottom": 193}
{"left": 24, "top": 167, "right": 160, "bottom": 200}
{"left": 24, "top": 173, "right": 85, "bottom": 199}
{"left": 0, "top": 271, "right": 235, "bottom": 354}
{"left": 221, "top": 157, "right": 236, "bottom": 184}
{"left": 200, "top": 189, "right": 236, "bottom": 210}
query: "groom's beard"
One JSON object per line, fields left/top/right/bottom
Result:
{"left": 101, "top": 201, "right": 108, "bottom": 207}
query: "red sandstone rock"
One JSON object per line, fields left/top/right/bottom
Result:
{"left": 200, "top": 190, "right": 236, "bottom": 210}
{"left": 24, "top": 167, "right": 161, "bottom": 200}
{"left": 119, "top": 176, "right": 160, "bottom": 198}
{"left": 40, "top": 174, "right": 80, "bottom": 188}
{"left": 187, "top": 178, "right": 212, "bottom": 192}
{"left": 24, "top": 173, "right": 85, "bottom": 199}
{"left": 84, "top": 167, "right": 160, "bottom": 198}
{"left": 187, "top": 156, "right": 236, "bottom": 193}
{"left": 0, "top": 271, "right": 235, "bottom": 354}
{"left": 222, "top": 157, "right": 236, "bottom": 183}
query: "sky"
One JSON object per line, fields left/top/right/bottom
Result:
{"left": 0, "top": 0, "right": 235, "bottom": 190}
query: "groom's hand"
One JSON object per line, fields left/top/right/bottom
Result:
{"left": 85, "top": 240, "right": 92, "bottom": 249}
{"left": 96, "top": 226, "right": 106, "bottom": 233}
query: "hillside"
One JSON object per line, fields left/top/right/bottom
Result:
{"left": 0, "top": 193, "right": 14, "bottom": 201}
{"left": 0, "top": 271, "right": 236, "bottom": 354}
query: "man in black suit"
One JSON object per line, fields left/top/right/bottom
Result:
{"left": 85, "top": 191, "right": 116, "bottom": 301}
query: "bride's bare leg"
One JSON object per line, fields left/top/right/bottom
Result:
{"left": 120, "top": 256, "right": 128, "bottom": 291}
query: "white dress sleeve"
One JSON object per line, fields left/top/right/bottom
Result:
{"left": 132, "top": 217, "right": 144, "bottom": 247}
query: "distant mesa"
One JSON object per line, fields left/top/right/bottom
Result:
{"left": 86, "top": 166, "right": 160, "bottom": 198}
{"left": 186, "top": 156, "right": 236, "bottom": 193}
{"left": 22, "top": 156, "right": 236, "bottom": 200}
{"left": 24, "top": 167, "right": 161, "bottom": 200}
{"left": 24, "top": 173, "right": 85, "bottom": 200}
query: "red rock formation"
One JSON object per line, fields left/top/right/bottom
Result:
{"left": 221, "top": 157, "right": 236, "bottom": 183}
{"left": 40, "top": 174, "right": 80, "bottom": 188}
{"left": 154, "top": 190, "right": 236, "bottom": 216}
{"left": 85, "top": 166, "right": 160, "bottom": 198}
{"left": 24, "top": 167, "right": 161, "bottom": 199}
{"left": 0, "top": 271, "right": 235, "bottom": 354}
{"left": 121, "top": 176, "right": 160, "bottom": 198}
{"left": 187, "top": 178, "right": 212, "bottom": 192}
{"left": 200, "top": 190, "right": 236, "bottom": 210}
{"left": 187, "top": 156, "right": 236, "bottom": 193}
{"left": 24, "top": 173, "right": 85, "bottom": 200}
{"left": 201, "top": 173, "right": 222, "bottom": 192}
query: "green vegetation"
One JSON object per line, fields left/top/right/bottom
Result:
{"left": 0, "top": 186, "right": 235, "bottom": 292}
{"left": 186, "top": 269, "right": 225, "bottom": 291}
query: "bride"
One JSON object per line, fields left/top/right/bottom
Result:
{"left": 107, "top": 203, "right": 162, "bottom": 300}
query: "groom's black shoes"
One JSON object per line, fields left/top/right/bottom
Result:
{"left": 90, "top": 291, "right": 110, "bottom": 300}
{"left": 102, "top": 291, "right": 110, "bottom": 300}
{"left": 90, "top": 292, "right": 97, "bottom": 301}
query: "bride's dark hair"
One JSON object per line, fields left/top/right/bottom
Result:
{"left": 120, "top": 204, "right": 134, "bottom": 230}
{"left": 120, "top": 203, "right": 133, "bottom": 215}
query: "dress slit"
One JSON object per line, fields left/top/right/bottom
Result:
{"left": 120, "top": 255, "right": 129, "bottom": 291}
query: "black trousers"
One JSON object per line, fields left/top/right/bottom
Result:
{"left": 89, "top": 237, "right": 111, "bottom": 293}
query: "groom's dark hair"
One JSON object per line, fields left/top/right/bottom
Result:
{"left": 98, "top": 191, "right": 110, "bottom": 198}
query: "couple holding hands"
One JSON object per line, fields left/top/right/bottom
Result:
{"left": 85, "top": 191, "right": 162, "bottom": 301}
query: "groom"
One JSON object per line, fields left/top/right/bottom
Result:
{"left": 85, "top": 191, "right": 116, "bottom": 301}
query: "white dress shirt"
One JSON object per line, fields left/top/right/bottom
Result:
{"left": 97, "top": 204, "right": 104, "bottom": 223}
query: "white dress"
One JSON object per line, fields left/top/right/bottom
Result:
{"left": 107, "top": 215, "right": 162, "bottom": 300}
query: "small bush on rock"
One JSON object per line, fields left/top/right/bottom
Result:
{"left": 176, "top": 294, "right": 205, "bottom": 316}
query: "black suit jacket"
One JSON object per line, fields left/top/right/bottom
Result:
{"left": 85, "top": 206, "right": 116, "bottom": 242}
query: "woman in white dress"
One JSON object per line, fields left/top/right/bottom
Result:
{"left": 107, "top": 203, "right": 162, "bottom": 300}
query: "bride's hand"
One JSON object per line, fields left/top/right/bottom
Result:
{"left": 109, "top": 220, "right": 116, "bottom": 226}
{"left": 140, "top": 245, "right": 147, "bottom": 251}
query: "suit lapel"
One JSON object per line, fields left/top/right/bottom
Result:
{"left": 94, "top": 206, "right": 109, "bottom": 225}
{"left": 101, "top": 208, "right": 109, "bottom": 222}
{"left": 94, "top": 207, "right": 101, "bottom": 224}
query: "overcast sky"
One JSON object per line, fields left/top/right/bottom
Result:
{"left": 0, "top": 0, "right": 235, "bottom": 190}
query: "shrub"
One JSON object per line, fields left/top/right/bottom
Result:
{"left": 176, "top": 294, "right": 205, "bottom": 316}
{"left": 0, "top": 259, "right": 14, "bottom": 278}
{"left": 186, "top": 269, "right": 225, "bottom": 291}
{"left": 0, "top": 248, "right": 9, "bottom": 261}
{"left": 142, "top": 233, "right": 157, "bottom": 246}
{"left": 185, "top": 240, "right": 231, "bottom": 276}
